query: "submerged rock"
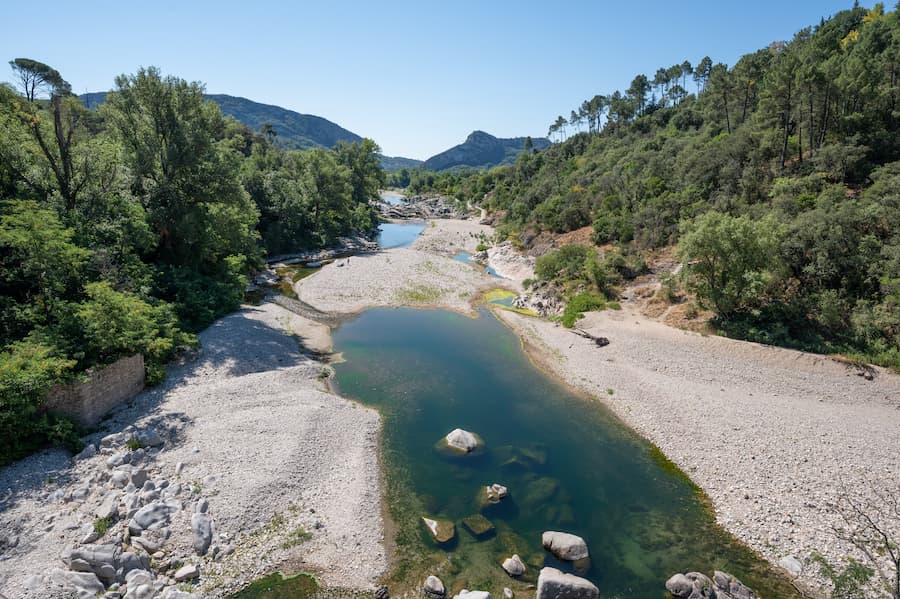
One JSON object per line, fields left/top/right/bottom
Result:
{"left": 496, "top": 444, "right": 547, "bottom": 471}
{"left": 522, "top": 477, "right": 559, "bottom": 509}
{"left": 461, "top": 513, "right": 495, "bottom": 538}
{"left": 536, "top": 567, "right": 598, "bottom": 599}
{"left": 542, "top": 531, "right": 589, "bottom": 561}
{"left": 421, "top": 517, "right": 456, "bottom": 544}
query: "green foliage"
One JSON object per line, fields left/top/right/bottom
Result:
{"left": 404, "top": 5, "right": 900, "bottom": 369}
{"left": 280, "top": 526, "right": 312, "bottom": 549}
{"left": 228, "top": 572, "right": 318, "bottom": 599}
{"left": 0, "top": 341, "right": 78, "bottom": 465}
{"left": 561, "top": 293, "right": 607, "bottom": 328}
{"left": 93, "top": 517, "right": 111, "bottom": 537}
{"left": 678, "top": 212, "right": 783, "bottom": 317}
{"left": 1, "top": 61, "right": 388, "bottom": 465}
{"left": 811, "top": 553, "right": 875, "bottom": 599}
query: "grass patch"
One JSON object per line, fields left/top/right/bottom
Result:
{"left": 228, "top": 572, "right": 318, "bottom": 599}
{"left": 281, "top": 526, "right": 312, "bottom": 549}
{"left": 396, "top": 285, "right": 442, "bottom": 304}
{"left": 93, "top": 517, "right": 111, "bottom": 537}
{"left": 561, "top": 293, "right": 608, "bottom": 328}
{"left": 125, "top": 437, "right": 144, "bottom": 451}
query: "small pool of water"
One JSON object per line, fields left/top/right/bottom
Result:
{"left": 378, "top": 222, "right": 425, "bottom": 249}
{"left": 380, "top": 190, "right": 406, "bottom": 205}
{"left": 452, "top": 252, "right": 501, "bottom": 277}
{"left": 332, "top": 308, "right": 798, "bottom": 597}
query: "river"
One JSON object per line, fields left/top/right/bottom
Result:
{"left": 332, "top": 307, "right": 797, "bottom": 597}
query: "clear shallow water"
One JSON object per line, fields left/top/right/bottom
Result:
{"left": 452, "top": 252, "right": 501, "bottom": 278}
{"left": 377, "top": 222, "right": 426, "bottom": 249}
{"left": 380, "top": 191, "right": 406, "bottom": 205}
{"left": 332, "top": 308, "right": 796, "bottom": 597}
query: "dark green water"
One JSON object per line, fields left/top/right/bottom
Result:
{"left": 332, "top": 308, "right": 795, "bottom": 598}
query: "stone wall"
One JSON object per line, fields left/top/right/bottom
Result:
{"left": 44, "top": 354, "right": 145, "bottom": 427}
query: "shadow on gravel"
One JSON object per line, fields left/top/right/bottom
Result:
{"left": 0, "top": 304, "right": 312, "bottom": 519}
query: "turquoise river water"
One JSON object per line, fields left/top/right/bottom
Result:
{"left": 331, "top": 307, "right": 797, "bottom": 598}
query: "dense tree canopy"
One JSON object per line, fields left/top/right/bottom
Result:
{"left": 0, "top": 62, "right": 384, "bottom": 463}
{"left": 405, "top": 3, "right": 900, "bottom": 370}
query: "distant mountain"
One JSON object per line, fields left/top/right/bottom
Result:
{"left": 380, "top": 155, "right": 423, "bottom": 171}
{"left": 423, "top": 131, "right": 551, "bottom": 171}
{"left": 80, "top": 92, "right": 363, "bottom": 150}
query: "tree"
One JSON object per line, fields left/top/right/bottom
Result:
{"left": 829, "top": 481, "right": 900, "bottom": 598}
{"left": 628, "top": 74, "right": 651, "bottom": 116}
{"left": 677, "top": 211, "right": 783, "bottom": 317}
{"left": 680, "top": 60, "right": 693, "bottom": 92}
{"left": 105, "top": 67, "right": 259, "bottom": 269}
{"left": 8, "top": 58, "right": 70, "bottom": 101}
{"left": 8, "top": 59, "right": 91, "bottom": 210}
{"left": 694, "top": 56, "right": 713, "bottom": 92}
{"left": 708, "top": 63, "right": 733, "bottom": 133}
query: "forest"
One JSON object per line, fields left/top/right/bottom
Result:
{"left": 0, "top": 63, "right": 384, "bottom": 464}
{"left": 401, "top": 3, "right": 900, "bottom": 372}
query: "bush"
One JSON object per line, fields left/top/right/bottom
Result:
{"left": 678, "top": 212, "right": 783, "bottom": 318}
{"left": 561, "top": 293, "right": 607, "bottom": 328}
{"left": 535, "top": 245, "right": 595, "bottom": 283}
{"left": 0, "top": 341, "right": 79, "bottom": 466}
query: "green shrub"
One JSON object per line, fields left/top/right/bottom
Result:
{"left": 93, "top": 517, "right": 111, "bottom": 536}
{"left": 476, "top": 243, "right": 489, "bottom": 252}
{"left": 561, "top": 293, "right": 607, "bottom": 328}
{"left": 0, "top": 341, "right": 79, "bottom": 466}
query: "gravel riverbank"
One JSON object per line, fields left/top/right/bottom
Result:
{"left": 0, "top": 303, "right": 385, "bottom": 598}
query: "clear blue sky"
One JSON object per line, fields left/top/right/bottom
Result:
{"left": 1, "top": 1, "right": 861, "bottom": 159}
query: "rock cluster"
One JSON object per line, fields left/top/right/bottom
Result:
{"left": 17, "top": 427, "right": 216, "bottom": 599}
{"left": 376, "top": 194, "right": 469, "bottom": 220}
{"left": 512, "top": 282, "right": 564, "bottom": 317}
{"left": 665, "top": 571, "right": 758, "bottom": 599}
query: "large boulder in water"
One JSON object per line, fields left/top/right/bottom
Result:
{"left": 542, "top": 530, "right": 589, "bottom": 561}
{"left": 424, "top": 575, "right": 446, "bottom": 599}
{"left": 421, "top": 517, "right": 456, "bottom": 544}
{"left": 444, "top": 428, "right": 481, "bottom": 453}
{"left": 536, "top": 567, "right": 598, "bottom": 599}
{"left": 501, "top": 554, "right": 526, "bottom": 577}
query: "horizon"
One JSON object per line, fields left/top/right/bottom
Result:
{"left": 1, "top": 1, "right": 861, "bottom": 159}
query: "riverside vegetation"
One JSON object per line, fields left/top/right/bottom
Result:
{"left": 401, "top": 3, "right": 900, "bottom": 372}
{"left": 0, "top": 61, "right": 384, "bottom": 465}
